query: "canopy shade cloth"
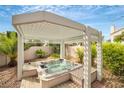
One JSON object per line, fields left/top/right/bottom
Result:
{"left": 12, "top": 11, "right": 103, "bottom": 88}
{"left": 12, "top": 11, "right": 99, "bottom": 43}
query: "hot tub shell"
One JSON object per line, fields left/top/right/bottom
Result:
{"left": 38, "top": 66, "right": 96, "bottom": 88}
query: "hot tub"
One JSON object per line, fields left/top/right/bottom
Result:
{"left": 37, "top": 59, "right": 82, "bottom": 87}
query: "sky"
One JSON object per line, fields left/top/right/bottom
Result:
{"left": 1, "top": 5, "right": 124, "bottom": 40}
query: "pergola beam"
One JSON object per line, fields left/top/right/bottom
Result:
{"left": 87, "top": 26, "right": 99, "bottom": 37}
{"left": 23, "top": 34, "right": 62, "bottom": 42}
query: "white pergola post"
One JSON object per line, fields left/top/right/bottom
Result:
{"left": 17, "top": 33, "right": 24, "bottom": 80}
{"left": 97, "top": 32, "right": 103, "bottom": 81}
{"left": 83, "top": 30, "right": 91, "bottom": 88}
{"left": 60, "top": 41, "right": 65, "bottom": 59}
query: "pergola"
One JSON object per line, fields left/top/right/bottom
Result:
{"left": 12, "top": 11, "right": 102, "bottom": 88}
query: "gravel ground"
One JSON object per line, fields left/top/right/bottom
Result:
{"left": 102, "top": 69, "right": 124, "bottom": 88}
{"left": 0, "top": 66, "right": 21, "bottom": 88}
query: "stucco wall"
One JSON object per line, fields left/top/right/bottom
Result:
{"left": 0, "top": 45, "right": 80, "bottom": 66}
{"left": 0, "top": 54, "right": 7, "bottom": 67}
{"left": 66, "top": 45, "right": 97, "bottom": 64}
{"left": 66, "top": 45, "right": 82, "bottom": 63}
{"left": 66, "top": 46, "right": 80, "bottom": 58}
{"left": 24, "top": 46, "right": 53, "bottom": 60}
{"left": 0, "top": 46, "right": 53, "bottom": 66}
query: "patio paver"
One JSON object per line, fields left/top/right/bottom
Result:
{"left": 21, "top": 76, "right": 81, "bottom": 88}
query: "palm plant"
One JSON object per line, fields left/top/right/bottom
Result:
{"left": 76, "top": 47, "right": 84, "bottom": 64}
{"left": 0, "top": 31, "right": 17, "bottom": 67}
{"left": 76, "top": 45, "right": 97, "bottom": 65}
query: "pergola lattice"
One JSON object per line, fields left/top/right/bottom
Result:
{"left": 12, "top": 11, "right": 102, "bottom": 88}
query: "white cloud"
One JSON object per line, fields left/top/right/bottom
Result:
{"left": 0, "top": 5, "right": 117, "bottom": 20}
{"left": 0, "top": 11, "right": 8, "bottom": 17}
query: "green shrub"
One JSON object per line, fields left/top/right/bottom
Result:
{"left": 92, "top": 44, "right": 97, "bottom": 59}
{"left": 49, "top": 44, "right": 60, "bottom": 54}
{"left": 76, "top": 42, "right": 124, "bottom": 76}
{"left": 50, "top": 53, "right": 60, "bottom": 59}
{"left": 91, "top": 44, "right": 97, "bottom": 66}
{"left": 76, "top": 45, "right": 97, "bottom": 64}
{"left": 35, "top": 49, "right": 47, "bottom": 58}
{"left": 103, "top": 42, "right": 124, "bottom": 76}
{"left": 76, "top": 47, "right": 84, "bottom": 64}
{"left": 24, "top": 42, "right": 44, "bottom": 50}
